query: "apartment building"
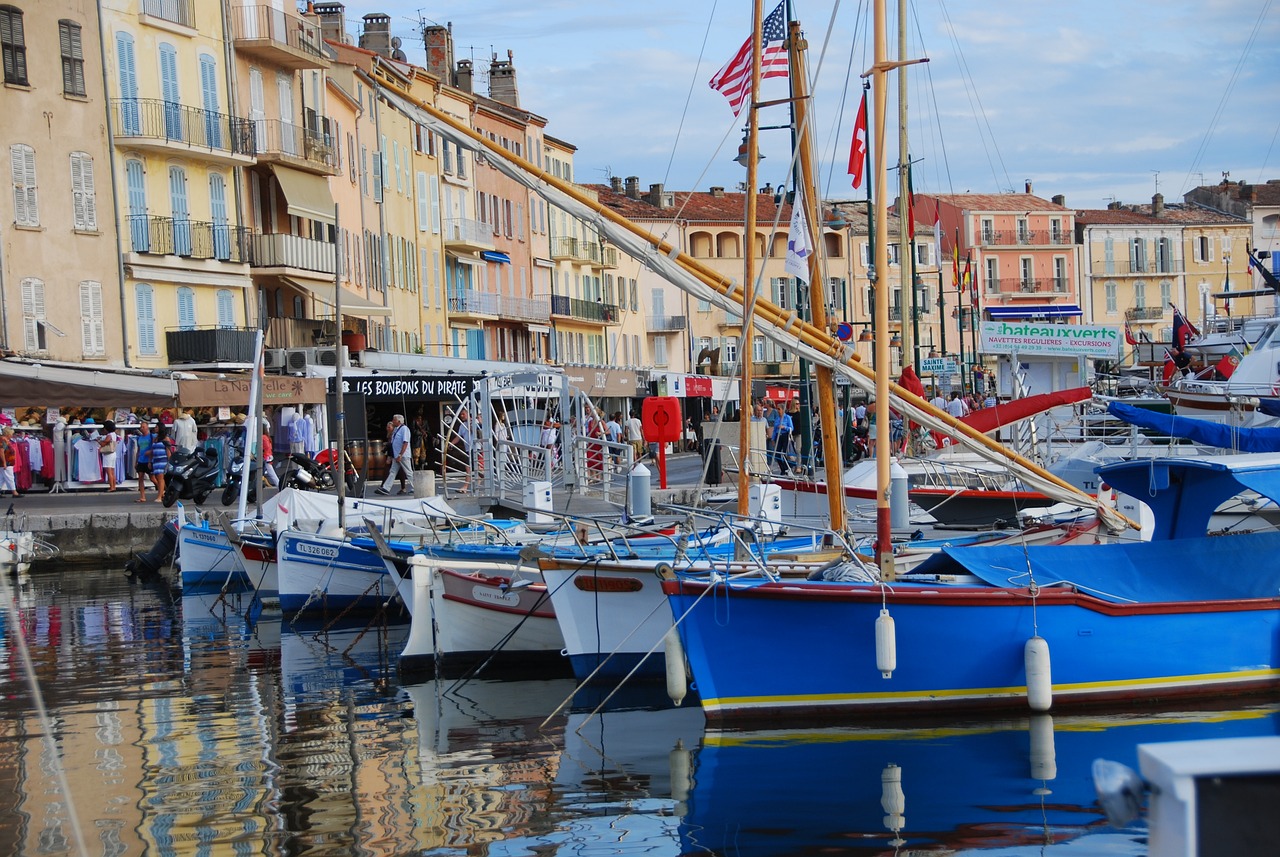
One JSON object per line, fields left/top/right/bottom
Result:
{"left": 1, "top": 0, "right": 124, "bottom": 365}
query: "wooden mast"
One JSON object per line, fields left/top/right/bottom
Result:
{"left": 737, "top": 0, "right": 764, "bottom": 519}
{"left": 871, "top": 0, "right": 894, "bottom": 576}
{"left": 788, "top": 20, "right": 845, "bottom": 532}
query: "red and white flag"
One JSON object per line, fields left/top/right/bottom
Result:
{"left": 847, "top": 92, "right": 869, "bottom": 190}
{"left": 709, "top": 1, "right": 788, "bottom": 116}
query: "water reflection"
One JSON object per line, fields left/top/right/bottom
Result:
{"left": 0, "top": 568, "right": 1277, "bottom": 856}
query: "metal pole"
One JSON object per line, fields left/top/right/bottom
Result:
{"left": 737, "top": 0, "right": 764, "bottom": 519}
{"left": 872, "top": 0, "right": 894, "bottom": 577}
{"left": 334, "top": 203, "right": 346, "bottom": 530}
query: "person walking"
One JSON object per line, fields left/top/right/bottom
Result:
{"left": 149, "top": 425, "right": 171, "bottom": 501}
{"left": 771, "top": 405, "right": 794, "bottom": 475}
{"left": 625, "top": 410, "right": 645, "bottom": 460}
{"left": 376, "top": 414, "right": 412, "bottom": 495}
{"left": 134, "top": 422, "right": 154, "bottom": 502}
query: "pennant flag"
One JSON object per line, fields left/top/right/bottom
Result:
{"left": 847, "top": 92, "right": 868, "bottom": 190}
{"left": 952, "top": 230, "right": 961, "bottom": 291}
{"left": 1170, "top": 304, "right": 1200, "bottom": 350}
{"left": 932, "top": 203, "right": 942, "bottom": 267}
{"left": 709, "top": 1, "right": 788, "bottom": 116}
{"left": 1162, "top": 349, "right": 1177, "bottom": 385}
{"left": 174, "top": 500, "right": 186, "bottom": 531}
{"left": 783, "top": 186, "right": 812, "bottom": 283}
{"left": 1124, "top": 321, "right": 1138, "bottom": 346}
{"left": 964, "top": 254, "right": 976, "bottom": 307}
{"left": 1216, "top": 346, "right": 1243, "bottom": 379}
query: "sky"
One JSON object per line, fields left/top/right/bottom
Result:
{"left": 339, "top": 0, "right": 1280, "bottom": 212}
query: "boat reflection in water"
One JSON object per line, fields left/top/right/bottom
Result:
{"left": 681, "top": 706, "right": 1280, "bottom": 856}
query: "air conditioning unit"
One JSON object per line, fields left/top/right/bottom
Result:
{"left": 286, "top": 348, "right": 316, "bottom": 372}
{"left": 263, "top": 349, "right": 287, "bottom": 371}
{"left": 315, "top": 345, "right": 347, "bottom": 367}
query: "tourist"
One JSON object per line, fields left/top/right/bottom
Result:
{"left": 605, "top": 411, "right": 624, "bottom": 464}
{"left": 584, "top": 407, "right": 605, "bottom": 483}
{"left": 947, "top": 391, "right": 970, "bottom": 419}
{"left": 260, "top": 427, "right": 279, "bottom": 488}
{"left": 149, "top": 425, "right": 170, "bottom": 501}
{"left": 625, "top": 410, "right": 644, "bottom": 459}
{"left": 540, "top": 417, "right": 559, "bottom": 465}
{"left": 98, "top": 420, "right": 120, "bottom": 492}
{"left": 930, "top": 389, "right": 947, "bottom": 412}
{"left": 771, "top": 404, "right": 794, "bottom": 475}
{"left": 134, "top": 422, "right": 154, "bottom": 502}
{"left": 376, "top": 414, "right": 413, "bottom": 495}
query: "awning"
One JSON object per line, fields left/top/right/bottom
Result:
{"left": 282, "top": 277, "right": 393, "bottom": 316}
{"left": 480, "top": 251, "right": 511, "bottom": 264}
{"left": 986, "top": 304, "right": 1083, "bottom": 320}
{"left": 0, "top": 360, "right": 178, "bottom": 408}
{"left": 271, "top": 165, "right": 335, "bottom": 224}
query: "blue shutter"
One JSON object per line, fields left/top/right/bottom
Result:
{"left": 177, "top": 287, "right": 196, "bottom": 330}
{"left": 198, "top": 54, "right": 221, "bottom": 148}
{"left": 136, "top": 284, "right": 156, "bottom": 354}
{"left": 169, "top": 166, "right": 190, "bottom": 255}
{"left": 125, "top": 159, "right": 148, "bottom": 251}
{"left": 116, "top": 32, "right": 138, "bottom": 135}
{"left": 159, "top": 44, "right": 180, "bottom": 140}
{"left": 216, "top": 289, "right": 234, "bottom": 327}
{"left": 209, "top": 173, "right": 229, "bottom": 259}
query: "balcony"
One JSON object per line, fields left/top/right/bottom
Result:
{"left": 443, "top": 218, "right": 494, "bottom": 253}
{"left": 166, "top": 326, "right": 257, "bottom": 365}
{"left": 448, "top": 289, "right": 500, "bottom": 318}
{"left": 248, "top": 232, "right": 335, "bottom": 275}
{"left": 718, "top": 309, "right": 743, "bottom": 328}
{"left": 600, "top": 245, "right": 619, "bottom": 268}
{"left": 550, "top": 294, "right": 619, "bottom": 323}
{"left": 1097, "top": 259, "right": 1184, "bottom": 276}
{"left": 141, "top": 0, "right": 194, "bottom": 30}
{"left": 986, "top": 278, "right": 1065, "bottom": 297}
{"left": 979, "top": 228, "right": 1073, "bottom": 247}
{"left": 231, "top": 5, "right": 328, "bottom": 70}
{"left": 500, "top": 294, "right": 551, "bottom": 323}
{"left": 127, "top": 215, "right": 250, "bottom": 262}
{"left": 111, "top": 99, "right": 255, "bottom": 165}
{"left": 1125, "top": 306, "right": 1165, "bottom": 321}
{"left": 647, "top": 314, "right": 688, "bottom": 332}
{"left": 551, "top": 237, "right": 591, "bottom": 262}
{"left": 253, "top": 119, "right": 339, "bottom": 175}
{"left": 264, "top": 316, "right": 334, "bottom": 350}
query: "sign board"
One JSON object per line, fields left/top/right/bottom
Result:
{"left": 179, "top": 376, "right": 327, "bottom": 407}
{"left": 920, "top": 357, "right": 958, "bottom": 375}
{"left": 979, "top": 321, "right": 1121, "bottom": 359}
{"left": 329, "top": 375, "right": 477, "bottom": 402}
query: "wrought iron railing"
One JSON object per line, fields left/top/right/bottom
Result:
{"left": 111, "top": 98, "right": 255, "bottom": 155}
{"left": 550, "top": 294, "right": 619, "bottom": 323}
{"left": 253, "top": 119, "right": 338, "bottom": 170}
{"left": 141, "top": 0, "right": 194, "bottom": 28}
{"left": 230, "top": 4, "right": 325, "bottom": 60}
{"left": 127, "top": 214, "right": 249, "bottom": 262}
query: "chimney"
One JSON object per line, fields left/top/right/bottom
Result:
{"left": 423, "top": 23, "right": 454, "bottom": 82}
{"left": 1051, "top": 194, "right": 1065, "bottom": 207}
{"left": 488, "top": 50, "right": 520, "bottom": 107}
{"left": 710, "top": 186, "right": 725, "bottom": 198}
{"left": 609, "top": 176, "right": 623, "bottom": 193}
{"left": 647, "top": 183, "right": 666, "bottom": 207}
{"left": 455, "top": 59, "right": 473, "bottom": 94}
{"left": 1025, "top": 179, "right": 1033, "bottom": 194}
{"left": 313, "top": 2, "right": 346, "bottom": 44}
{"left": 1108, "top": 200, "right": 1123, "bottom": 210}
{"left": 761, "top": 182, "right": 773, "bottom": 196}
{"left": 358, "top": 12, "right": 392, "bottom": 58}
{"left": 1152, "top": 193, "right": 1165, "bottom": 217}
{"left": 624, "top": 176, "right": 640, "bottom": 199}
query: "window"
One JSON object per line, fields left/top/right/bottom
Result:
{"left": 70, "top": 152, "right": 96, "bottom": 231}
{"left": 158, "top": 43, "right": 180, "bottom": 140}
{"left": 135, "top": 284, "right": 156, "bottom": 354}
{"left": 1050, "top": 218, "right": 1063, "bottom": 243}
{"left": 1016, "top": 218, "right": 1029, "bottom": 243}
{"left": 1052, "top": 257, "right": 1066, "bottom": 291}
{"left": 10, "top": 143, "right": 37, "bottom": 226}
{"left": 125, "top": 158, "right": 147, "bottom": 250}
{"left": 725, "top": 337, "right": 739, "bottom": 365}
{"left": 59, "top": 20, "right": 85, "bottom": 96}
{"left": 20, "top": 277, "right": 44, "bottom": 352}
{"left": 216, "top": 289, "right": 234, "bottom": 327}
{"left": 79, "top": 280, "right": 104, "bottom": 356}
{"left": 980, "top": 218, "right": 994, "bottom": 243}
{"left": 1160, "top": 281, "right": 1171, "bottom": 307}
{"left": 168, "top": 166, "right": 190, "bottom": 255}
{"left": 1156, "top": 237, "right": 1173, "bottom": 273}
{"left": 1134, "top": 281, "right": 1146, "bottom": 310}
{"left": 1105, "top": 282, "right": 1117, "bottom": 313}
{"left": 985, "top": 257, "right": 998, "bottom": 291}
{"left": 209, "top": 173, "right": 229, "bottom": 259}
{"left": 1020, "top": 257, "right": 1033, "bottom": 288}
{"left": 1130, "top": 237, "right": 1147, "bottom": 273}
{"left": 115, "top": 32, "right": 139, "bottom": 134}
{"left": 0, "top": 6, "right": 27, "bottom": 86}
{"left": 176, "top": 286, "right": 196, "bottom": 329}
{"left": 753, "top": 335, "right": 765, "bottom": 362}
{"left": 1195, "top": 235, "right": 1211, "bottom": 262}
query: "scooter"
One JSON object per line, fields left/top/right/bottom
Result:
{"left": 284, "top": 452, "right": 337, "bottom": 492}
{"left": 162, "top": 447, "right": 222, "bottom": 507}
{"left": 220, "top": 446, "right": 258, "bottom": 506}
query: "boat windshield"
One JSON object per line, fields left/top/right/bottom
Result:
{"left": 1258, "top": 322, "right": 1280, "bottom": 350}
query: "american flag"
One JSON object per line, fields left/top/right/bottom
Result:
{"left": 709, "top": 1, "right": 789, "bottom": 116}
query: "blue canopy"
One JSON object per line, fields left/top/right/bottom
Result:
{"left": 1106, "top": 401, "right": 1280, "bottom": 453}
{"left": 913, "top": 530, "right": 1280, "bottom": 603}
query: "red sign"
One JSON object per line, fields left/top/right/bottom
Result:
{"left": 685, "top": 375, "right": 713, "bottom": 397}
{"left": 765, "top": 386, "right": 799, "bottom": 401}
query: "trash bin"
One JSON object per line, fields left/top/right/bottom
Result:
{"left": 701, "top": 438, "right": 722, "bottom": 485}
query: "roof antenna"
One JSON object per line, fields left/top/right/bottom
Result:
{"left": 1151, "top": 170, "right": 1160, "bottom": 195}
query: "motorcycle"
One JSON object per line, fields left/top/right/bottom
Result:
{"left": 220, "top": 445, "right": 258, "bottom": 506}
{"left": 162, "top": 447, "right": 222, "bottom": 507}
{"left": 284, "top": 452, "right": 337, "bottom": 492}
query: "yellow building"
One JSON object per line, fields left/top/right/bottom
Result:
{"left": 101, "top": 0, "right": 255, "bottom": 367}
{"left": 1, "top": 0, "right": 125, "bottom": 365}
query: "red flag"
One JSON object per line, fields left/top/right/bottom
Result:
{"left": 847, "top": 92, "right": 868, "bottom": 190}
{"left": 1215, "top": 347, "right": 1242, "bottom": 379}
{"left": 1162, "top": 349, "right": 1176, "bottom": 385}
{"left": 964, "top": 254, "right": 975, "bottom": 307}
{"left": 709, "top": 1, "right": 788, "bottom": 116}
{"left": 1124, "top": 322, "right": 1137, "bottom": 346}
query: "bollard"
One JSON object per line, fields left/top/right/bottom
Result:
{"left": 628, "top": 463, "right": 652, "bottom": 522}
{"left": 889, "top": 457, "right": 909, "bottom": 530}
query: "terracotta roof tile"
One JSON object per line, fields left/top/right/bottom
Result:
{"left": 922, "top": 192, "right": 1071, "bottom": 212}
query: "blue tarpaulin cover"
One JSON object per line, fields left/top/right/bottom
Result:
{"left": 1106, "top": 401, "right": 1280, "bottom": 453}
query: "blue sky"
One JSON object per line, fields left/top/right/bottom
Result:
{"left": 343, "top": 1, "right": 1279, "bottom": 210}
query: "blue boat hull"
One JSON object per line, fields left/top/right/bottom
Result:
{"left": 665, "top": 576, "right": 1280, "bottom": 723}
{"left": 277, "top": 532, "right": 402, "bottom": 615}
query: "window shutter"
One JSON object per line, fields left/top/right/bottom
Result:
{"left": 80, "top": 280, "right": 104, "bottom": 356}
{"left": 11, "top": 144, "right": 27, "bottom": 226}
{"left": 416, "top": 171, "right": 428, "bottom": 230}
{"left": 21, "top": 277, "right": 44, "bottom": 352}
{"left": 216, "top": 289, "right": 234, "bottom": 327}
{"left": 136, "top": 285, "right": 156, "bottom": 354}
{"left": 71, "top": 152, "right": 96, "bottom": 231}
{"left": 177, "top": 287, "right": 196, "bottom": 330}
{"left": 428, "top": 175, "right": 440, "bottom": 233}
{"left": 371, "top": 149, "right": 382, "bottom": 202}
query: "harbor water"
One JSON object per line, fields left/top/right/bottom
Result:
{"left": 2, "top": 565, "right": 1277, "bottom": 856}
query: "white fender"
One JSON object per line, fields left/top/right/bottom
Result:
{"left": 1025, "top": 635, "right": 1053, "bottom": 711}
{"left": 875, "top": 608, "right": 896, "bottom": 678}
{"left": 664, "top": 628, "right": 688, "bottom": 706}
